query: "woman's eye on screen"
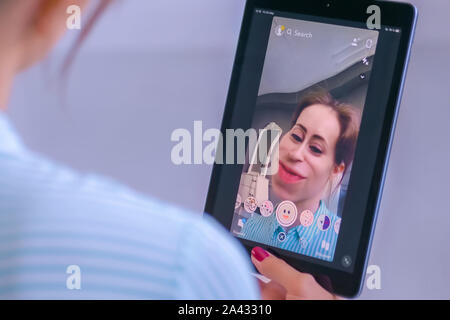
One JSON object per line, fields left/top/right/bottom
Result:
{"left": 310, "top": 145, "right": 323, "bottom": 155}
{"left": 290, "top": 132, "right": 322, "bottom": 154}
{"left": 291, "top": 133, "right": 303, "bottom": 142}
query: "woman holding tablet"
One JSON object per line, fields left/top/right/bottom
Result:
{"left": 0, "top": 0, "right": 338, "bottom": 300}
{"left": 240, "top": 91, "right": 361, "bottom": 262}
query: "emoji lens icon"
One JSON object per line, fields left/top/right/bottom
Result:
{"left": 244, "top": 196, "right": 258, "bottom": 213}
{"left": 276, "top": 201, "right": 298, "bottom": 228}
{"left": 317, "top": 214, "right": 331, "bottom": 231}
{"left": 299, "top": 210, "right": 314, "bottom": 227}
{"left": 260, "top": 200, "right": 274, "bottom": 217}
{"left": 334, "top": 218, "right": 341, "bottom": 234}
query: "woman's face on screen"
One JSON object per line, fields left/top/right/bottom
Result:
{"left": 272, "top": 104, "right": 343, "bottom": 203}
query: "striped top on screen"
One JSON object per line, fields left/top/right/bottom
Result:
{"left": 0, "top": 111, "right": 259, "bottom": 299}
{"left": 239, "top": 200, "right": 340, "bottom": 262}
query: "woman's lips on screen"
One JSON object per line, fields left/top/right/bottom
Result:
{"left": 278, "top": 161, "right": 306, "bottom": 184}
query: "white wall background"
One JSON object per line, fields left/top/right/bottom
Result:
{"left": 6, "top": 0, "right": 450, "bottom": 299}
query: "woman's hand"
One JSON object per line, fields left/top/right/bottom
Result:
{"left": 251, "top": 247, "right": 339, "bottom": 300}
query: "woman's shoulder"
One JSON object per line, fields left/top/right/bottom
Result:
{"left": 242, "top": 212, "right": 277, "bottom": 234}
{"left": 0, "top": 141, "right": 200, "bottom": 228}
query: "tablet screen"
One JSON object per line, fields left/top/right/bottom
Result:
{"left": 229, "top": 9, "right": 403, "bottom": 271}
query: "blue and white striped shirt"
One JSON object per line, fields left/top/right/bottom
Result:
{"left": 0, "top": 111, "right": 259, "bottom": 300}
{"left": 239, "top": 200, "right": 340, "bottom": 262}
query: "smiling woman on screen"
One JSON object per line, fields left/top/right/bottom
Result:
{"left": 240, "top": 91, "right": 361, "bottom": 262}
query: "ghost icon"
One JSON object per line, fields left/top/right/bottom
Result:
{"left": 275, "top": 25, "right": 285, "bottom": 36}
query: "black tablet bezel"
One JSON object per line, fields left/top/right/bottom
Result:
{"left": 204, "top": 0, "right": 417, "bottom": 298}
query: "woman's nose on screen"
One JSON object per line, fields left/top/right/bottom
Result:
{"left": 288, "top": 142, "right": 308, "bottom": 163}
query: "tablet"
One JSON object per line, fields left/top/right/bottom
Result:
{"left": 204, "top": 0, "right": 417, "bottom": 298}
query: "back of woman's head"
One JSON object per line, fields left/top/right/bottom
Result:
{"left": 0, "top": 0, "right": 112, "bottom": 73}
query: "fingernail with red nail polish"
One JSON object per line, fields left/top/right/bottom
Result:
{"left": 252, "top": 247, "right": 269, "bottom": 262}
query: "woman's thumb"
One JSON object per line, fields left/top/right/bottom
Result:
{"left": 251, "top": 247, "right": 306, "bottom": 294}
